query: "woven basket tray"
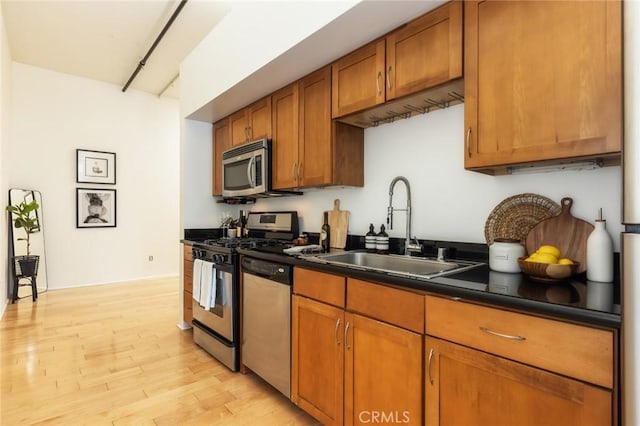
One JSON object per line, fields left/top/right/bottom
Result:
{"left": 485, "top": 193, "right": 561, "bottom": 246}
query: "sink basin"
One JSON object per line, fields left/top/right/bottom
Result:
{"left": 305, "top": 250, "right": 484, "bottom": 280}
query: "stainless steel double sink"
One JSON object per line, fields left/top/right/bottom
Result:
{"left": 304, "top": 250, "right": 484, "bottom": 280}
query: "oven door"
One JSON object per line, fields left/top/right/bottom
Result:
{"left": 222, "top": 149, "right": 266, "bottom": 197}
{"left": 192, "top": 266, "right": 234, "bottom": 342}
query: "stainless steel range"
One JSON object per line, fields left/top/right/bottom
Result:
{"left": 190, "top": 211, "right": 298, "bottom": 371}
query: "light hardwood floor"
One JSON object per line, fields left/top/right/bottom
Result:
{"left": 1, "top": 278, "right": 319, "bottom": 425}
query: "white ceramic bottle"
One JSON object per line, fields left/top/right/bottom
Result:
{"left": 586, "top": 209, "right": 613, "bottom": 282}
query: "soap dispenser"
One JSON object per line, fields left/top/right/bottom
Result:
{"left": 376, "top": 224, "right": 389, "bottom": 254}
{"left": 365, "top": 224, "right": 377, "bottom": 253}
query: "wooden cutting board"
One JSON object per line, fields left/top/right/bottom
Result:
{"left": 326, "top": 199, "right": 350, "bottom": 249}
{"left": 525, "top": 197, "right": 594, "bottom": 274}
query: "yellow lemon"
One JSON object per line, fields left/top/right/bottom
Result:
{"left": 525, "top": 253, "right": 539, "bottom": 262}
{"left": 558, "top": 258, "right": 574, "bottom": 265}
{"left": 538, "top": 245, "right": 561, "bottom": 258}
{"left": 531, "top": 252, "right": 558, "bottom": 264}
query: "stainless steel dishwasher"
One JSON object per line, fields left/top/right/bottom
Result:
{"left": 241, "top": 256, "right": 292, "bottom": 397}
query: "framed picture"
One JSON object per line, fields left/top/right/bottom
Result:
{"left": 76, "top": 188, "right": 117, "bottom": 228}
{"left": 77, "top": 149, "right": 116, "bottom": 184}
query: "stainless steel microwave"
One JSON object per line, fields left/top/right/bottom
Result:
{"left": 222, "top": 139, "right": 269, "bottom": 197}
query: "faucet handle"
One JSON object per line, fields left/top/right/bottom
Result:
{"left": 406, "top": 237, "right": 423, "bottom": 254}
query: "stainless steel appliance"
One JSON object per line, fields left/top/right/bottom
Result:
{"left": 623, "top": 4, "right": 640, "bottom": 424}
{"left": 222, "top": 139, "right": 302, "bottom": 198}
{"left": 190, "top": 211, "right": 299, "bottom": 372}
{"left": 191, "top": 245, "right": 239, "bottom": 371}
{"left": 222, "top": 139, "right": 268, "bottom": 198}
{"left": 242, "top": 257, "right": 292, "bottom": 397}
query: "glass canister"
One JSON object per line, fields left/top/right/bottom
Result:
{"left": 489, "top": 238, "right": 526, "bottom": 273}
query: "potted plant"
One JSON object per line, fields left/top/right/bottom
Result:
{"left": 6, "top": 199, "right": 40, "bottom": 276}
{"left": 220, "top": 213, "right": 239, "bottom": 238}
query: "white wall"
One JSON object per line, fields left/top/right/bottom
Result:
{"left": 180, "top": 1, "right": 358, "bottom": 119}
{"left": 232, "top": 105, "right": 623, "bottom": 250}
{"left": 181, "top": 118, "right": 238, "bottom": 229}
{"left": 1, "top": 3, "right": 12, "bottom": 315}
{"left": 10, "top": 63, "right": 180, "bottom": 289}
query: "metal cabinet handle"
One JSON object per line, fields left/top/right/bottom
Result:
{"left": 466, "top": 127, "right": 472, "bottom": 158}
{"left": 344, "top": 321, "right": 351, "bottom": 350}
{"left": 479, "top": 326, "right": 526, "bottom": 341}
{"left": 335, "top": 318, "right": 342, "bottom": 345}
{"left": 297, "top": 163, "right": 302, "bottom": 182}
{"left": 387, "top": 66, "right": 392, "bottom": 90}
{"left": 376, "top": 71, "right": 382, "bottom": 95}
{"left": 427, "top": 348, "right": 434, "bottom": 385}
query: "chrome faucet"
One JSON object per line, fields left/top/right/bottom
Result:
{"left": 387, "top": 176, "right": 422, "bottom": 255}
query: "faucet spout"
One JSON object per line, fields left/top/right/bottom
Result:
{"left": 387, "top": 176, "right": 413, "bottom": 255}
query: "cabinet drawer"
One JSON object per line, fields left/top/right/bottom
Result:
{"left": 348, "top": 278, "right": 424, "bottom": 333}
{"left": 294, "top": 267, "right": 346, "bottom": 308}
{"left": 183, "top": 244, "right": 193, "bottom": 261}
{"left": 425, "top": 295, "right": 614, "bottom": 388}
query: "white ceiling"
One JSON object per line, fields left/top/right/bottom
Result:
{"left": 1, "top": 0, "right": 231, "bottom": 98}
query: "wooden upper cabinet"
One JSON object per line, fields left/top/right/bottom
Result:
{"left": 464, "top": 0, "right": 622, "bottom": 173}
{"left": 229, "top": 96, "right": 272, "bottom": 146}
{"left": 386, "top": 0, "right": 462, "bottom": 101}
{"left": 299, "top": 66, "right": 333, "bottom": 187}
{"left": 212, "top": 117, "right": 231, "bottom": 196}
{"left": 332, "top": 40, "right": 385, "bottom": 119}
{"left": 271, "top": 83, "right": 299, "bottom": 190}
{"left": 272, "top": 66, "right": 364, "bottom": 190}
{"left": 331, "top": 1, "right": 463, "bottom": 125}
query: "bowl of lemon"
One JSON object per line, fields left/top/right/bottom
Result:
{"left": 517, "top": 245, "right": 579, "bottom": 282}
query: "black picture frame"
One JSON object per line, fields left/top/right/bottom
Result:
{"left": 76, "top": 149, "right": 116, "bottom": 184}
{"left": 76, "top": 188, "right": 117, "bottom": 228}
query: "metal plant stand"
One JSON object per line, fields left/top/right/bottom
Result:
{"left": 11, "top": 255, "right": 39, "bottom": 303}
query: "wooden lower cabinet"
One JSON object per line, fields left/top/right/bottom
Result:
{"left": 183, "top": 245, "right": 193, "bottom": 325}
{"left": 424, "top": 336, "right": 612, "bottom": 426}
{"left": 292, "top": 295, "right": 344, "bottom": 425}
{"left": 345, "top": 313, "right": 423, "bottom": 426}
{"left": 292, "top": 294, "right": 423, "bottom": 426}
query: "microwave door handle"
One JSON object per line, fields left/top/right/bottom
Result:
{"left": 246, "top": 157, "right": 255, "bottom": 188}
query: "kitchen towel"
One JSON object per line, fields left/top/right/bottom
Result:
{"left": 192, "top": 259, "right": 203, "bottom": 303}
{"left": 200, "top": 261, "right": 216, "bottom": 310}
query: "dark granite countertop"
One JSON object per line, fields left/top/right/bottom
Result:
{"left": 236, "top": 247, "right": 621, "bottom": 329}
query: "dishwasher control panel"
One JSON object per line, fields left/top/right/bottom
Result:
{"left": 241, "top": 257, "right": 292, "bottom": 285}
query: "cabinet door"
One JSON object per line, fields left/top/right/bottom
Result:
{"left": 299, "top": 66, "right": 332, "bottom": 187}
{"left": 271, "top": 83, "right": 299, "bottom": 190}
{"left": 332, "top": 40, "right": 385, "bottom": 118}
{"left": 464, "top": 0, "right": 622, "bottom": 170}
{"left": 229, "top": 109, "right": 249, "bottom": 147}
{"left": 247, "top": 96, "right": 272, "bottom": 141}
{"left": 292, "top": 295, "right": 344, "bottom": 426}
{"left": 425, "top": 337, "right": 612, "bottom": 426}
{"left": 386, "top": 1, "right": 462, "bottom": 101}
{"left": 345, "top": 313, "right": 423, "bottom": 426}
{"left": 212, "top": 117, "right": 231, "bottom": 196}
